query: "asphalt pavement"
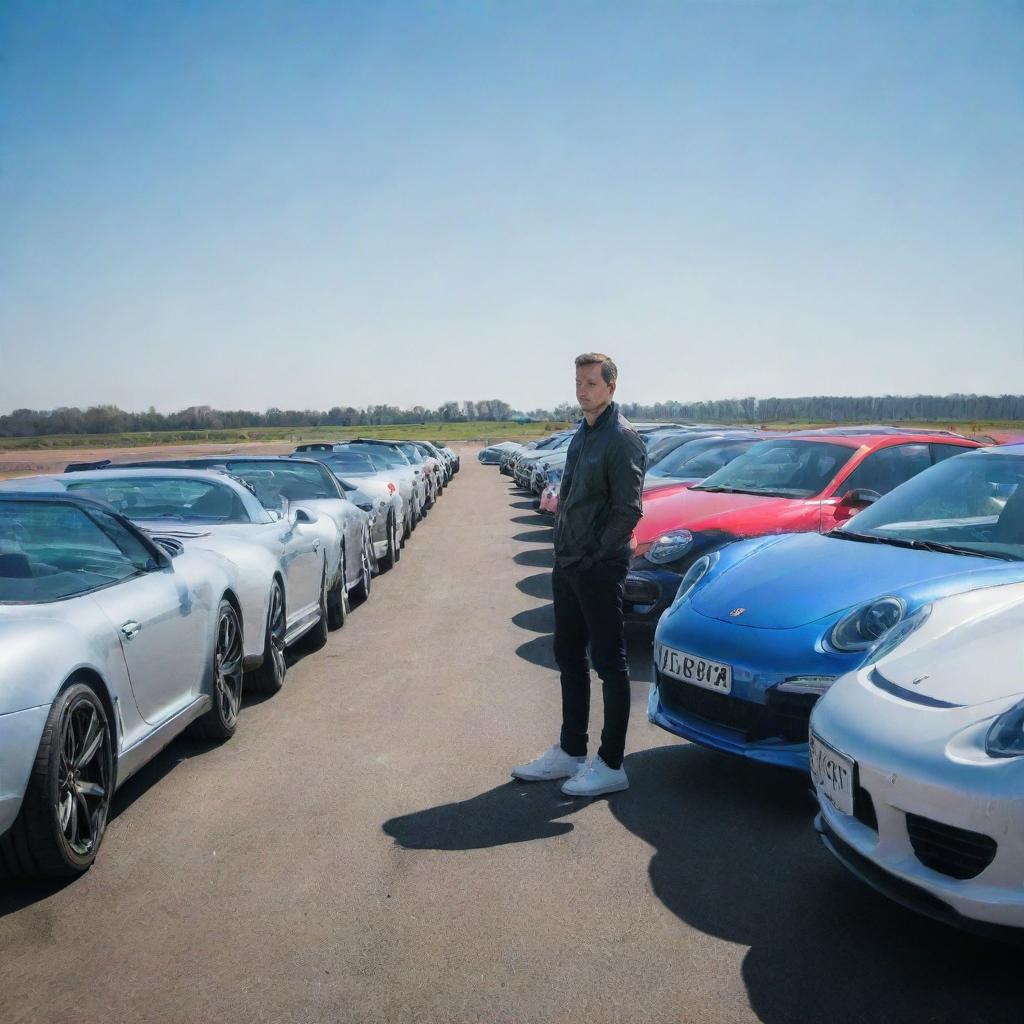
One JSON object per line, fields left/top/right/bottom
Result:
{"left": 0, "top": 451, "right": 1018, "bottom": 1024}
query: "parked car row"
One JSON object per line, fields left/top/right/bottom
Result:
{"left": 0, "top": 439, "right": 459, "bottom": 880}
{"left": 486, "top": 423, "right": 1024, "bottom": 938}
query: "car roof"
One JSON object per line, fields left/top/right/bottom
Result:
{"left": 976, "top": 442, "right": 1024, "bottom": 456}
{"left": 792, "top": 425, "right": 972, "bottom": 439}
{"left": 766, "top": 431, "right": 979, "bottom": 449}
{"left": 0, "top": 490, "right": 118, "bottom": 512}
{"left": 58, "top": 467, "right": 252, "bottom": 488}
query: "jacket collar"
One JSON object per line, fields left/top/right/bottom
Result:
{"left": 583, "top": 401, "right": 617, "bottom": 432}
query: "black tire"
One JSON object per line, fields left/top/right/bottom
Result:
{"left": 0, "top": 681, "right": 114, "bottom": 880}
{"left": 351, "top": 537, "right": 372, "bottom": 604}
{"left": 303, "top": 573, "right": 329, "bottom": 651}
{"left": 248, "top": 578, "right": 287, "bottom": 694}
{"left": 191, "top": 600, "right": 244, "bottom": 741}
{"left": 327, "top": 557, "right": 349, "bottom": 630}
{"left": 379, "top": 512, "right": 399, "bottom": 572}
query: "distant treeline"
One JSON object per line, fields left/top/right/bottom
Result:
{"left": 1, "top": 394, "right": 1022, "bottom": 438}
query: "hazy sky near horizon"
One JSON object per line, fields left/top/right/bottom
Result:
{"left": 1, "top": 0, "right": 1022, "bottom": 415}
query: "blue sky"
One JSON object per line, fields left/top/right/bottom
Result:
{"left": 1, "top": 1, "right": 1022, "bottom": 413}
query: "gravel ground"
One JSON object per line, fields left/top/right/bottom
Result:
{"left": 0, "top": 451, "right": 1018, "bottom": 1024}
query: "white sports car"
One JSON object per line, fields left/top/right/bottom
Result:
{"left": 810, "top": 581, "right": 1024, "bottom": 939}
{"left": 3, "top": 469, "right": 335, "bottom": 696}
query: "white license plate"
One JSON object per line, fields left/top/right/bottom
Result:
{"left": 809, "top": 730, "right": 856, "bottom": 817}
{"left": 655, "top": 642, "right": 732, "bottom": 694}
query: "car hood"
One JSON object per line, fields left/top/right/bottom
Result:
{"left": 874, "top": 584, "right": 1024, "bottom": 706}
{"left": 691, "top": 532, "right": 1023, "bottom": 629}
{"left": 636, "top": 488, "right": 810, "bottom": 542}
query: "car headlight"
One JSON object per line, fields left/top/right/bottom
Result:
{"left": 648, "top": 529, "right": 694, "bottom": 565}
{"left": 829, "top": 597, "right": 906, "bottom": 652}
{"left": 986, "top": 699, "right": 1024, "bottom": 758}
{"left": 862, "top": 604, "right": 932, "bottom": 665}
{"left": 669, "top": 551, "right": 717, "bottom": 610}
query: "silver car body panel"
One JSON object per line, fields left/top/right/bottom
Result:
{"left": 2, "top": 470, "right": 328, "bottom": 662}
{"left": 0, "top": 516, "right": 238, "bottom": 837}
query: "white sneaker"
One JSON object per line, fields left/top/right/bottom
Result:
{"left": 560, "top": 756, "right": 629, "bottom": 796}
{"left": 511, "top": 744, "right": 586, "bottom": 782}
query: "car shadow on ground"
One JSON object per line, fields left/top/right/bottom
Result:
{"left": 511, "top": 604, "right": 555, "bottom": 634}
{"left": 512, "top": 528, "right": 554, "bottom": 544}
{"left": 383, "top": 743, "right": 1019, "bottom": 1023}
{"left": 516, "top": 572, "right": 553, "bottom": 600}
{"left": 513, "top": 548, "right": 555, "bottom": 569}
{"left": 509, "top": 513, "right": 551, "bottom": 528}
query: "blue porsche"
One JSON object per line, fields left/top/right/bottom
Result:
{"left": 649, "top": 443, "right": 1024, "bottom": 772}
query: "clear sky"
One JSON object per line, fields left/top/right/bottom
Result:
{"left": 1, "top": 0, "right": 1022, "bottom": 414}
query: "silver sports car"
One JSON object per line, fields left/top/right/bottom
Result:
{"left": 4, "top": 469, "right": 333, "bottom": 695}
{"left": 103, "top": 455, "right": 378, "bottom": 599}
{"left": 0, "top": 492, "right": 246, "bottom": 879}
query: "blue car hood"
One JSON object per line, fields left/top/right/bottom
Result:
{"left": 692, "top": 533, "right": 1019, "bottom": 629}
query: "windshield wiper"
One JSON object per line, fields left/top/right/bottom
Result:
{"left": 691, "top": 485, "right": 776, "bottom": 496}
{"left": 833, "top": 532, "right": 1016, "bottom": 561}
{"left": 904, "top": 539, "right": 1016, "bottom": 561}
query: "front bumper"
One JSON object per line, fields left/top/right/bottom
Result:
{"left": 0, "top": 703, "right": 52, "bottom": 836}
{"left": 649, "top": 609, "right": 856, "bottom": 771}
{"left": 812, "top": 686, "right": 1024, "bottom": 933}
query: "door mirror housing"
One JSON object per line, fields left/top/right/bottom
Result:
{"left": 834, "top": 488, "right": 882, "bottom": 520}
{"left": 292, "top": 507, "right": 318, "bottom": 525}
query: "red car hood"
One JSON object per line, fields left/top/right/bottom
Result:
{"left": 636, "top": 487, "right": 812, "bottom": 546}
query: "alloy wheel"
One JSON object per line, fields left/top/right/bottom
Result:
{"left": 56, "top": 695, "right": 112, "bottom": 858}
{"left": 213, "top": 607, "right": 244, "bottom": 728}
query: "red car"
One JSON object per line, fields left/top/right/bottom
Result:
{"left": 625, "top": 429, "right": 981, "bottom": 626}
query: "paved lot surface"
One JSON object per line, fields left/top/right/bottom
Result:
{"left": 1, "top": 452, "right": 1018, "bottom": 1024}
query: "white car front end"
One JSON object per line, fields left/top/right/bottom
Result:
{"left": 810, "top": 583, "right": 1024, "bottom": 938}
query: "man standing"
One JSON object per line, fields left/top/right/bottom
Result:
{"left": 512, "top": 353, "right": 646, "bottom": 796}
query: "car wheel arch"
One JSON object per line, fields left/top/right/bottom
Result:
{"left": 58, "top": 667, "right": 119, "bottom": 772}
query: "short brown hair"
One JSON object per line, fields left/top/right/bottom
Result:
{"left": 574, "top": 352, "right": 618, "bottom": 386}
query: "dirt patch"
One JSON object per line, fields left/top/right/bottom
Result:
{"left": 0, "top": 440, "right": 480, "bottom": 480}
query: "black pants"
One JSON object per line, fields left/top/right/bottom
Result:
{"left": 552, "top": 561, "right": 631, "bottom": 770}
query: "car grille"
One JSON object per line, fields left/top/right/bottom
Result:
{"left": 655, "top": 671, "right": 817, "bottom": 744}
{"left": 905, "top": 814, "right": 997, "bottom": 881}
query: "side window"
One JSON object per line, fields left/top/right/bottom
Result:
{"left": 88, "top": 510, "right": 160, "bottom": 571}
{"left": 839, "top": 444, "right": 931, "bottom": 497}
{"left": 930, "top": 443, "right": 971, "bottom": 465}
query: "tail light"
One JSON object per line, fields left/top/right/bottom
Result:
{"left": 387, "top": 482, "right": 396, "bottom": 493}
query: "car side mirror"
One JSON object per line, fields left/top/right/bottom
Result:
{"left": 292, "top": 507, "right": 318, "bottom": 525}
{"left": 835, "top": 488, "right": 881, "bottom": 519}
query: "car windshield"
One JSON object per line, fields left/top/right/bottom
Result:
{"left": 65, "top": 476, "right": 252, "bottom": 523}
{"left": 395, "top": 443, "right": 425, "bottom": 463}
{"left": 315, "top": 452, "right": 378, "bottom": 476}
{"left": 645, "top": 433, "right": 695, "bottom": 465}
{"left": 0, "top": 500, "right": 151, "bottom": 602}
{"left": 691, "top": 440, "right": 854, "bottom": 498}
{"left": 834, "top": 452, "right": 1024, "bottom": 561}
{"left": 651, "top": 438, "right": 758, "bottom": 479}
{"left": 222, "top": 461, "right": 337, "bottom": 509}
{"left": 341, "top": 444, "right": 409, "bottom": 469}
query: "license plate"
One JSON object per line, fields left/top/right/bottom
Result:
{"left": 655, "top": 642, "right": 732, "bottom": 694}
{"left": 809, "top": 730, "right": 856, "bottom": 817}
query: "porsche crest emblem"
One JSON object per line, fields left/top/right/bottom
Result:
{"left": 729, "top": 607, "right": 746, "bottom": 617}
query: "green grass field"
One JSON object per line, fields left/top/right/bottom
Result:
{"left": 0, "top": 419, "right": 1019, "bottom": 453}
{"left": 0, "top": 421, "right": 574, "bottom": 451}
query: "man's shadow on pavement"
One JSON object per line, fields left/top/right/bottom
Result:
{"left": 382, "top": 744, "right": 1018, "bottom": 1024}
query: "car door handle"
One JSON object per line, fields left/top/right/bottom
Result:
{"left": 312, "top": 539, "right": 320, "bottom": 552}
{"left": 121, "top": 621, "right": 141, "bottom": 641}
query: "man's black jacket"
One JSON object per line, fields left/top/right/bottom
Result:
{"left": 553, "top": 402, "right": 646, "bottom": 569}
